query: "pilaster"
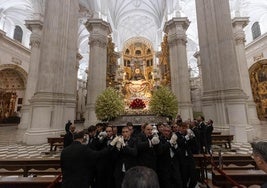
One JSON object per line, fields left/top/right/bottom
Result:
{"left": 232, "top": 17, "right": 260, "bottom": 125}
{"left": 18, "top": 20, "right": 43, "bottom": 129}
{"left": 24, "top": 0, "right": 79, "bottom": 144}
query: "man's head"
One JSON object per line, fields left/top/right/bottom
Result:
{"left": 172, "top": 124, "right": 179, "bottom": 133}
{"left": 88, "top": 125, "right": 97, "bottom": 137}
{"left": 178, "top": 122, "right": 189, "bottom": 135}
{"left": 143, "top": 124, "right": 153, "bottom": 137}
{"left": 197, "top": 116, "right": 205, "bottom": 122}
{"left": 162, "top": 125, "right": 172, "bottom": 139}
{"left": 112, "top": 126, "right": 118, "bottom": 136}
{"left": 122, "top": 166, "right": 160, "bottom": 188}
{"left": 69, "top": 124, "right": 76, "bottom": 133}
{"left": 127, "top": 122, "right": 134, "bottom": 135}
{"left": 73, "top": 130, "right": 85, "bottom": 142}
{"left": 105, "top": 126, "right": 113, "bottom": 138}
{"left": 122, "top": 126, "right": 130, "bottom": 140}
{"left": 156, "top": 122, "right": 164, "bottom": 134}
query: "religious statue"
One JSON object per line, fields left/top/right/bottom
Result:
{"left": 132, "top": 67, "right": 145, "bottom": 80}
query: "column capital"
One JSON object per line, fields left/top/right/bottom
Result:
{"left": 164, "top": 17, "right": 190, "bottom": 46}
{"left": 85, "top": 18, "right": 112, "bottom": 36}
{"left": 164, "top": 17, "right": 190, "bottom": 33}
{"left": 85, "top": 19, "right": 112, "bottom": 48}
{"left": 29, "top": 34, "right": 41, "bottom": 48}
{"left": 232, "top": 17, "right": 249, "bottom": 28}
{"left": 25, "top": 20, "right": 43, "bottom": 31}
{"left": 232, "top": 17, "right": 249, "bottom": 45}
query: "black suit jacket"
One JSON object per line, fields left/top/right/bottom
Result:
{"left": 137, "top": 133, "right": 158, "bottom": 170}
{"left": 60, "top": 141, "right": 105, "bottom": 188}
{"left": 63, "top": 132, "right": 73, "bottom": 148}
{"left": 114, "top": 137, "right": 137, "bottom": 174}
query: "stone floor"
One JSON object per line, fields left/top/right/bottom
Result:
{"left": 0, "top": 123, "right": 266, "bottom": 188}
{"left": 1, "top": 123, "right": 267, "bottom": 159}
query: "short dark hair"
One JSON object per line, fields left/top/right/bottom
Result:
{"left": 88, "top": 126, "right": 96, "bottom": 133}
{"left": 251, "top": 141, "right": 267, "bottom": 162}
{"left": 126, "top": 122, "right": 133, "bottom": 126}
{"left": 122, "top": 166, "right": 160, "bottom": 188}
{"left": 73, "top": 130, "right": 85, "bottom": 140}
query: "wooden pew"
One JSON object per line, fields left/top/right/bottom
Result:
{"left": 194, "top": 154, "right": 256, "bottom": 181}
{"left": 0, "top": 176, "right": 61, "bottom": 188}
{"left": 0, "top": 158, "right": 60, "bottom": 177}
{"left": 47, "top": 137, "right": 64, "bottom": 151}
{"left": 212, "top": 135, "right": 234, "bottom": 149}
{"left": 212, "top": 169, "right": 267, "bottom": 187}
{"left": 212, "top": 131, "right": 221, "bottom": 135}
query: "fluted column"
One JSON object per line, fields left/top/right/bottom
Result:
{"left": 232, "top": 17, "right": 260, "bottom": 125}
{"left": 84, "top": 19, "right": 112, "bottom": 126}
{"left": 18, "top": 20, "right": 43, "bottom": 129}
{"left": 24, "top": 0, "right": 79, "bottom": 144}
{"left": 164, "top": 17, "right": 193, "bottom": 120}
{"left": 195, "top": 0, "right": 252, "bottom": 142}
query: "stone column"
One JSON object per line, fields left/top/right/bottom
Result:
{"left": 24, "top": 0, "right": 79, "bottom": 144}
{"left": 18, "top": 20, "right": 43, "bottom": 129}
{"left": 76, "top": 52, "right": 83, "bottom": 120}
{"left": 232, "top": 17, "right": 260, "bottom": 125}
{"left": 84, "top": 19, "right": 111, "bottom": 126}
{"left": 164, "top": 17, "right": 193, "bottom": 120}
{"left": 195, "top": 0, "right": 252, "bottom": 142}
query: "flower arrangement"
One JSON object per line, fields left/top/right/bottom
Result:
{"left": 95, "top": 87, "right": 124, "bottom": 121}
{"left": 149, "top": 86, "right": 178, "bottom": 118}
{"left": 129, "top": 98, "right": 146, "bottom": 109}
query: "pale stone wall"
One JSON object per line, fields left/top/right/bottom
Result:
{"left": 245, "top": 32, "right": 267, "bottom": 69}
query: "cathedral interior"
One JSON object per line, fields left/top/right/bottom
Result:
{"left": 1, "top": 0, "right": 267, "bottom": 187}
{"left": 0, "top": 0, "right": 267, "bottom": 144}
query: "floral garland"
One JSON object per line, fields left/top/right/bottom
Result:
{"left": 129, "top": 98, "right": 146, "bottom": 109}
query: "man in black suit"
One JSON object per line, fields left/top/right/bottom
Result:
{"left": 63, "top": 124, "right": 76, "bottom": 148}
{"left": 113, "top": 126, "right": 137, "bottom": 188}
{"left": 176, "top": 122, "right": 198, "bottom": 188}
{"left": 137, "top": 123, "right": 160, "bottom": 171}
{"left": 60, "top": 130, "right": 107, "bottom": 188}
{"left": 197, "top": 116, "right": 207, "bottom": 153}
{"left": 157, "top": 125, "right": 182, "bottom": 188}
{"left": 206, "top": 119, "right": 214, "bottom": 154}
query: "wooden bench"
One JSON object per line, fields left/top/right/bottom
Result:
{"left": 212, "top": 131, "right": 221, "bottom": 135}
{"left": 0, "top": 176, "right": 61, "bottom": 188}
{"left": 194, "top": 154, "right": 256, "bottom": 181}
{"left": 47, "top": 137, "right": 64, "bottom": 151}
{"left": 212, "top": 135, "right": 234, "bottom": 149}
{"left": 212, "top": 169, "right": 267, "bottom": 187}
{"left": 0, "top": 158, "right": 60, "bottom": 177}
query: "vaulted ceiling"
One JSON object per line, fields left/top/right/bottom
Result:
{"left": 0, "top": 0, "right": 267, "bottom": 79}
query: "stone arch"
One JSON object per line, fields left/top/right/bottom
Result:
{"left": 249, "top": 59, "right": 267, "bottom": 120}
{"left": 0, "top": 64, "right": 27, "bottom": 87}
{"left": 123, "top": 37, "right": 154, "bottom": 52}
{"left": 0, "top": 64, "right": 27, "bottom": 121}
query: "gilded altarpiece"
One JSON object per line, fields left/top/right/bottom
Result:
{"left": 249, "top": 59, "right": 267, "bottom": 120}
{"left": 106, "top": 37, "right": 119, "bottom": 88}
{"left": 158, "top": 35, "right": 171, "bottom": 87}
{"left": 121, "top": 41, "right": 154, "bottom": 110}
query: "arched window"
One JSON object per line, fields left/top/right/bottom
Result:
{"left": 252, "top": 22, "right": 261, "bottom": 40}
{"left": 125, "top": 49, "right": 130, "bottom": 54}
{"left": 13, "top": 26, "right": 23, "bottom": 42}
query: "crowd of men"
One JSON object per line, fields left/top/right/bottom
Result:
{"left": 60, "top": 116, "right": 214, "bottom": 188}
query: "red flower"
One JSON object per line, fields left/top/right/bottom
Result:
{"left": 129, "top": 98, "right": 146, "bottom": 109}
